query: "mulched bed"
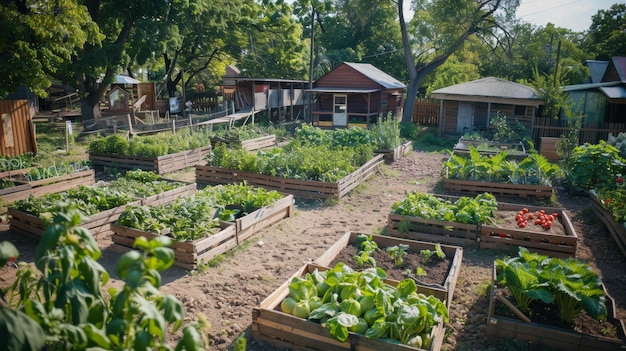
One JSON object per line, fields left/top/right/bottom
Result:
{"left": 328, "top": 243, "right": 451, "bottom": 287}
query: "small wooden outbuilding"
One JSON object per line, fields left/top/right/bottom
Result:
{"left": 310, "top": 62, "right": 406, "bottom": 128}
{"left": 430, "top": 77, "right": 543, "bottom": 136}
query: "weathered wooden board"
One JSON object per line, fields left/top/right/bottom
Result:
{"left": 387, "top": 213, "right": 479, "bottom": 247}
{"left": 1, "top": 170, "right": 95, "bottom": 208}
{"left": 589, "top": 190, "right": 626, "bottom": 258}
{"left": 443, "top": 178, "right": 553, "bottom": 199}
{"left": 314, "top": 231, "right": 463, "bottom": 307}
{"left": 110, "top": 223, "right": 238, "bottom": 270}
{"left": 252, "top": 263, "right": 446, "bottom": 351}
{"left": 90, "top": 145, "right": 211, "bottom": 174}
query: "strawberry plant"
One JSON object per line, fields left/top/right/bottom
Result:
{"left": 0, "top": 204, "right": 208, "bottom": 350}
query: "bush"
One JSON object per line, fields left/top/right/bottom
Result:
{"left": 566, "top": 141, "right": 626, "bottom": 192}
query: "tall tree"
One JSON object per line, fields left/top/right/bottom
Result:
{"left": 64, "top": 0, "right": 170, "bottom": 120}
{"left": 398, "top": 0, "right": 520, "bottom": 123}
{"left": 0, "top": 0, "right": 100, "bottom": 98}
{"left": 237, "top": 0, "right": 308, "bottom": 79}
{"left": 584, "top": 3, "right": 626, "bottom": 59}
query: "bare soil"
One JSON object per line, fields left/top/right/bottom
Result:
{"left": 1, "top": 150, "right": 626, "bottom": 351}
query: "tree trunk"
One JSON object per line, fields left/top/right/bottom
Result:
{"left": 402, "top": 77, "right": 421, "bottom": 124}
{"left": 80, "top": 97, "right": 101, "bottom": 121}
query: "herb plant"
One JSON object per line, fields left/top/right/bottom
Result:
{"left": 386, "top": 244, "right": 410, "bottom": 267}
{"left": 0, "top": 205, "right": 208, "bottom": 350}
{"left": 420, "top": 243, "right": 446, "bottom": 264}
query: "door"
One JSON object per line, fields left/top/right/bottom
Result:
{"left": 333, "top": 94, "right": 347, "bottom": 127}
{"left": 457, "top": 102, "right": 474, "bottom": 134}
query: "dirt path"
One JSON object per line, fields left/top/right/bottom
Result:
{"left": 1, "top": 150, "right": 625, "bottom": 351}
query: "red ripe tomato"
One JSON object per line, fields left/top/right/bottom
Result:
{"left": 498, "top": 233, "right": 507, "bottom": 238}
{"left": 552, "top": 213, "right": 559, "bottom": 218}
{"left": 526, "top": 213, "right": 534, "bottom": 219}
{"left": 522, "top": 208, "right": 529, "bottom": 214}
{"left": 535, "top": 219, "right": 542, "bottom": 225}
{"left": 546, "top": 215, "right": 554, "bottom": 222}
{"left": 542, "top": 221, "right": 552, "bottom": 229}
{"left": 516, "top": 214, "right": 523, "bottom": 221}
{"left": 518, "top": 222, "right": 527, "bottom": 228}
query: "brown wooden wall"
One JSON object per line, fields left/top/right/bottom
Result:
{"left": 316, "top": 65, "right": 380, "bottom": 89}
{"left": 0, "top": 100, "right": 37, "bottom": 157}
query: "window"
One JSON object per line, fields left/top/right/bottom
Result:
{"left": 514, "top": 105, "right": 526, "bottom": 116}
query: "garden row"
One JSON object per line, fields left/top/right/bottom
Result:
{"left": 254, "top": 229, "right": 625, "bottom": 351}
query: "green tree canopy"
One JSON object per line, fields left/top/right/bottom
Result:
{"left": 584, "top": 3, "right": 626, "bottom": 60}
{"left": 0, "top": 0, "right": 100, "bottom": 99}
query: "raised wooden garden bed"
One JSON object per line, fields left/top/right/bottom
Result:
{"left": 196, "top": 154, "right": 384, "bottom": 199}
{"left": 314, "top": 231, "right": 463, "bottom": 307}
{"left": 589, "top": 190, "right": 626, "bottom": 258}
{"left": 387, "top": 193, "right": 480, "bottom": 248}
{"left": 252, "top": 262, "right": 446, "bottom": 351}
{"left": 110, "top": 194, "right": 293, "bottom": 269}
{"left": 480, "top": 202, "right": 578, "bottom": 258}
{"left": 443, "top": 178, "right": 553, "bottom": 199}
{"left": 1, "top": 169, "right": 95, "bottom": 209}
{"left": 110, "top": 223, "right": 237, "bottom": 270}
{"left": 7, "top": 178, "right": 194, "bottom": 239}
{"left": 485, "top": 266, "right": 626, "bottom": 351}
{"left": 8, "top": 199, "right": 141, "bottom": 239}
{"left": 374, "top": 141, "right": 412, "bottom": 164}
{"left": 89, "top": 145, "right": 212, "bottom": 174}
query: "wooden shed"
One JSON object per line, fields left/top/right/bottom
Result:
{"left": 430, "top": 77, "right": 543, "bottom": 136}
{"left": 310, "top": 62, "right": 405, "bottom": 128}
{"left": 0, "top": 100, "right": 37, "bottom": 156}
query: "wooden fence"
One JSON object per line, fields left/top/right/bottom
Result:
{"left": 532, "top": 117, "right": 626, "bottom": 145}
{"left": 0, "top": 100, "right": 37, "bottom": 157}
{"left": 412, "top": 99, "right": 439, "bottom": 125}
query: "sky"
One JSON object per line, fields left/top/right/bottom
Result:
{"left": 516, "top": 0, "right": 617, "bottom": 32}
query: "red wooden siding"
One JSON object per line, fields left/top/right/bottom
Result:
{"left": 316, "top": 65, "right": 381, "bottom": 89}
